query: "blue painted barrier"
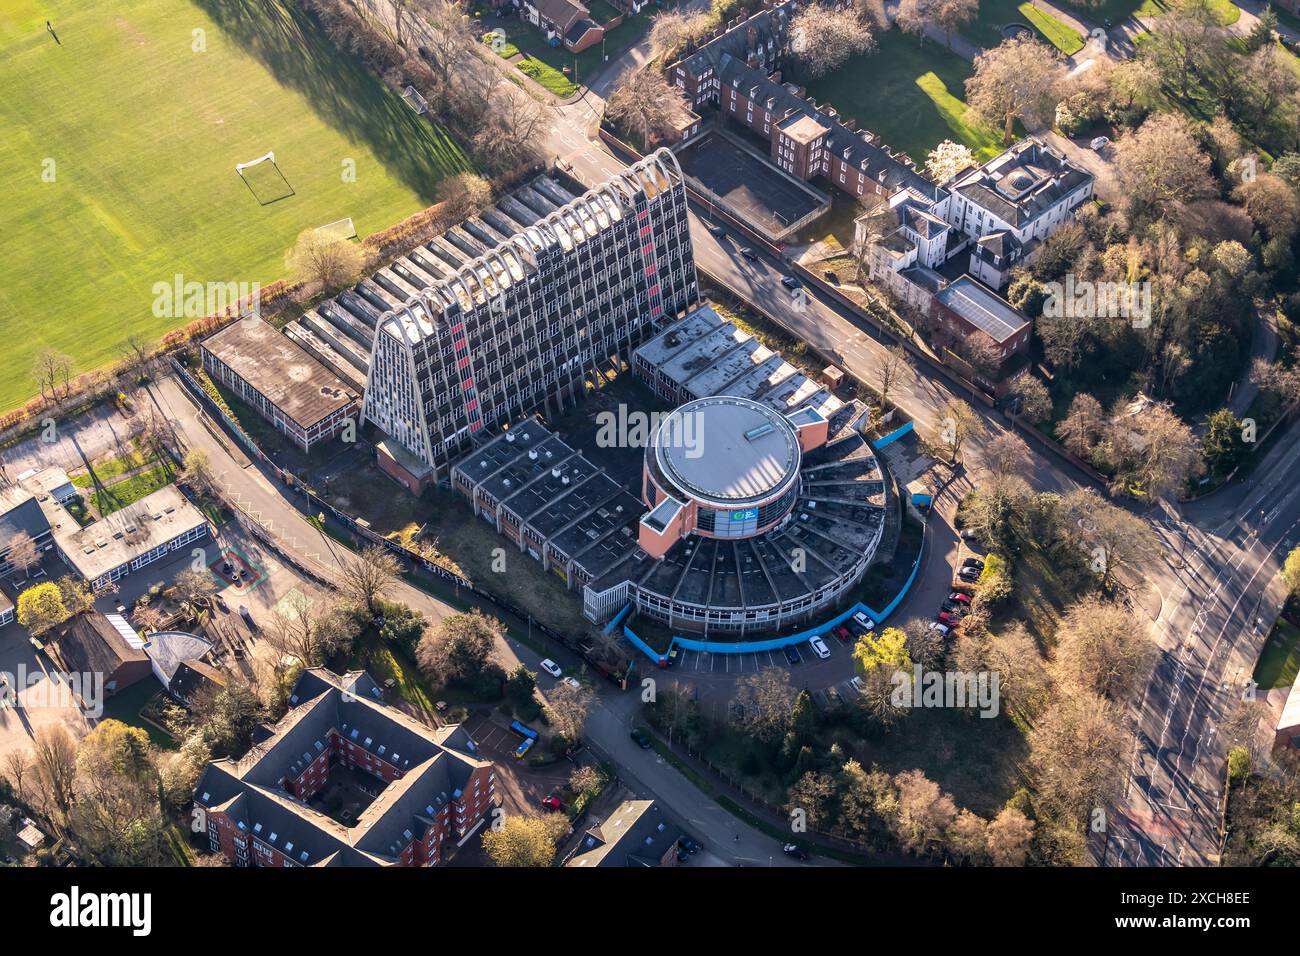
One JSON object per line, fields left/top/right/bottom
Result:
{"left": 617, "top": 520, "right": 928, "bottom": 663}
{"left": 604, "top": 602, "right": 632, "bottom": 635}
{"left": 872, "top": 420, "right": 914, "bottom": 449}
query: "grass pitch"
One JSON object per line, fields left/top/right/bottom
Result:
{"left": 0, "top": 0, "right": 470, "bottom": 413}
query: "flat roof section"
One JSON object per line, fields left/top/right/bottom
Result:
{"left": 655, "top": 396, "right": 801, "bottom": 507}
{"left": 58, "top": 485, "right": 208, "bottom": 583}
{"left": 202, "top": 318, "right": 358, "bottom": 428}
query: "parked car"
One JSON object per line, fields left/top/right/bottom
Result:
{"left": 940, "top": 600, "right": 960, "bottom": 614}
{"left": 949, "top": 592, "right": 972, "bottom": 605}
{"left": 666, "top": 645, "right": 680, "bottom": 667}
{"left": 539, "top": 659, "right": 563, "bottom": 678}
{"left": 541, "top": 795, "right": 563, "bottom": 811}
{"left": 1090, "top": 135, "right": 1110, "bottom": 151}
{"left": 707, "top": 223, "right": 726, "bottom": 238}
{"left": 825, "top": 687, "right": 843, "bottom": 707}
{"left": 832, "top": 624, "right": 853, "bottom": 643}
{"left": 823, "top": 270, "right": 839, "bottom": 284}
{"left": 630, "top": 728, "right": 652, "bottom": 749}
{"left": 562, "top": 676, "right": 581, "bottom": 691}
{"left": 808, "top": 635, "right": 831, "bottom": 659}
{"left": 782, "top": 843, "right": 809, "bottom": 860}
{"left": 962, "top": 557, "right": 985, "bottom": 571}
{"left": 740, "top": 247, "right": 759, "bottom": 261}
{"left": 958, "top": 567, "right": 981, "bottom": 583}
{"left": 783, "top": 644, "right": 802, "bottom": 665}
{"left": 852, "top": 611, "right": 875, "bottom": 632}
{"left": 930, "top": 622, "right": 950, "bottom": 637}
{"left": 850, "top": 675, "right": 866, "bottom": 695}
{"left": 781, "top": 275, "right": 802, "bottom": 290}
{"left": 678, "top": 835, "right": 701, "bottom": 854}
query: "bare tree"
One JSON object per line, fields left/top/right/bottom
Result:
{"left": 4, "top": 531, "right": 40, "bottom": 580}
{"left": 471, "top": 95, "right": 545, "bottom": 175}
{"left": 648, "top": 8, "right": 712, "bottom": 62}
{"left": 851, "top": 191, "right": 899, "bottom": 282}
{"left": 733, "top": 667, "right": 795, "bottom": 744}
{"left": 876, "top": 343, "right": 909, "bottom": 414}
{"left": 1028, "top": 691, "right": 1129, "bottom": 823}
{"left": 544, "top": 680, "right": 596, "bottom": 741}
{"left": 415, "top": 609, "right": 501, "bottom": 684}
{"left": 986, "top": 806, "right": 1035, "bottom": 865}
{"left": 337, "top": 545, "right": 403, "bottom": 618}
{"left": 438, "top": 172, "right": 494, "bottom": 227}
{"left": 412, "top": 0, "right": 478, "bottom": 89}
{"left": 1006, "top": 370, "right": 1052, "bottom": 425}
{"left": 264, "top": 596, "right": 359, "bottom": 667}
{"left": 893, "top": 768, "right": 957, "bottom": 857}
{"left": 789, "top": 4, "right": 875, "bottom": 78}
{"left": 31, "top": 727, "right": 78, "bottom": 824}
{"left": 1103, "top": 401, "right": 1204, "bottom": 501}
{"left": 172, "top": 567, "right": 218, "bottom": 614}
{"left": 604, "top": 67, "right": 692, "bottom": 147}
{"left": 1050, "top": 596, "right": 1155, "bottom": 704}
{"left": 285, "top": 229, "right": 366, "bottom": 292}
{"left": 1059, "top": 487, "right": 1160, "bottom": 592}
{"left": 1057, "top": 392, "right": 1104, "bottom": 458}
{"left": 180, "top": 448, "right": 217, "bottom": 497}
{"left": 966, "top": 36, "right": 1065, "bottom": 144}
{"left": 32, "top": 348, "right": 72, "bottom": 403}
{"left": 1114, "top": 113, "right": 1216, "bottom": 221}
{"left": 925, "top": 139, "right": 975, "bottom": 183}
{"left": 931, "top": 398, "right": 985, "bottom": 465}
{"left": 2, "top": 750, "right": 32, "bottom": 804}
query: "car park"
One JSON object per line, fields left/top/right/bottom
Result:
{"left": 539, "top": 659, "right": 563, "bottom": 678}
{"left": 808, "top": 635, "right": 831, "bottom": 659}
{"left": 630, "top": 728, "right": 652, "bottom": 749}
{"left": 783, "top": 644, "right": 802, "bottom": 665}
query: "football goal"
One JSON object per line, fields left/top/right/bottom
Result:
{"left": 236, "top": 150, "right": 295, "bottom": 205}
{"left": 316, "top": 218, "right": 358, "bottom": 241}
{"left": 401, "top": 85, "right": 429, "bottom": 115}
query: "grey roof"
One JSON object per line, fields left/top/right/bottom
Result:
{"left": 952, "top": 140, "right": 1092, "bottom": 228}
{"left": 201, "top": 318, "right": 358, "bottom": 428}
{"left": 143, "top": 631, "right": 214, "bottom": 684}
{"left": 677, "top": 0, "right": 793, "bottom": 79}
{"left": 55, "top": 485, "right": 208, "bottom": 583}
{"left": 934, "top": 276, "right": 1029, "bottom": 344}
{"left": 567, "top": 800, "right": 681, "bottom": 867}
{"left": 0, "top": 487, "right": 51, "bottom": 549}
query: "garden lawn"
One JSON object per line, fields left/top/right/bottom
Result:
{"left": 1254, "top": 615, "right": 1300, "bottom": 690}
{"left": 803, "top": 30, "right": 1004, "bottom": 167}
{"left": 962, "top": 0, "right": 1085, "bottom": 54}
{"left": 0, "top": 0, "right": 470, "bottom": 414}
{"left": 1061, "top": 0, "right": 1238, "bottom": 25}
{"left": 491, "top": 12, "right": 652, "bottom": 97}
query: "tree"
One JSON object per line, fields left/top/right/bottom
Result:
{"left": 286, "top": 228, "right": 365, "bottom": 292}
{"left": 264, "top": 596, "right": 358, "bottom": 667}
{"left": 948, "top": 809, "right": 989, "bottom": 864}
{"left": 931, "top": 399, "right": 984, "bottom": 465}
{"left": 925, "top": 139, "right": 974, "bottom": 182}
{"left": 413, "top": 0, "right": 477, "bottom": 89}
{"left": 971, "top": 623, "right": 1050, "bottom": 722}
{"left": 471, "top": 96, "right": 545, "bottom": 175}
{"left": 1104, "top": 401, "right": 1204, "bottom": 500}
{"left": 1252, "top": 357, "right": 1300, "bottom": 420}
{"left": 787, "top": 771, "right": 839, "bottom": 831}
{"left": 438, "top": 172, "right": 495, "bottom": 227}
{"left": 604, "top": 67, "right": 692, "bottom": 147}
{"left": 1028, "top": 691, "right": 1129, "bottom": 821}
{"left": 983, "top": 430, "right": 1031, "bottom": 482}
{"left": 31, "top": 726, "right": 78, "bottom": 823}
{"left": 505, "top": 663, "right": 538, "bottom": 710}
{"left": 32, "top": 348, "right": 73, "bottom": 403}
{"left": 482, "top": 813, "right": 569, "bottom": 867}
{"left": 172, "top": 567, "right": 218, "bottom": 616}
{"left": 933, "top": 0, "right": 978, "bottom": 49}
{"left": 986, "top": 805, "right": 1035, "bottom": 865}
{"left": 568, "top": 765, "right": 605, "bottom": 803}
{"left": 1059, "top": 487, "right": 1160, "bottom": 592}
{"left": 789, "top": 4, "right": 875, "bottom": 78}
{"left": 544, "top": 679, "right": 596, "bottom": 742}
{"left": 1234, "top": 173, "right": 1300, "bottom": 243}
{"left": 3, "top": 531, "right": 40, "bottom": 580}
{"left": 416, "top": 609, "right": 501, "bottom": 685}
{"left": 966, "top": 36, "right": 1064, "bottom": 144}
{"left": 893, "top": 769, "right": 957, "bottom": 856}
{"left": 180, "top": 448, "right": 216, "bottom": 496}
{"left": 1245, "top": 3, "right": 1279, "bottom": 51}
{"left": 1202, "top": 407, "right": 1244, "bottom": 477}
{"left": 337, "top": 545, "right": 402, "bottom": 618}
{"left": 876, "top": 343, "right": 909, "bottom": 413}
{"left": 1283, "top": 546, "right": 1300, "bottom": 594}
{"left": 1140, "top": 0, "right": 1228, "bottom": 100}
{"left": 850, "top": 191, "right": 900, "bottom": 282}
{"left": 1114, "top": 113, "right": 1216, "bottom": 221}
{"left": 852, "top": 626, "right": 913, "bottom": 727}
{"left": 1006, "top": 370, "right": 1052, "bottom": 424}
{"left": 190, "top": 679, "right": 264, "bottom": 756}
{"left": 648, "top": 8, "right": 711, "bottom": 61}
{"left": 16, "top": 581, "right": 69, "bottom": 636}
{"left": 1051, "top": 596, "right": 1154, "bottom": 703}
{"left": 734, "top": 667, "right": 795, "bottom": 744}
{"left": 1058, "top": 393, "right": 1104, "bottom": 457}
{"left": 70, "top": 719, "right": 170, "bottom": 866}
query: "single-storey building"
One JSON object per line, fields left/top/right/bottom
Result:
{"left": 201, "top": 317, "right": 360, "bottom": 452}
{"left": 144, "top": 630, "right": 225, "bottom": 702}
{"left": 17, "top": 467, "right": 77, "bottom": 505}
{"left": 0, "top": 485, "right": 53, "bottom": 579}
{"left": 566, "top": 800, "right": 681, "bottom": 867}
{"left": 44, "top": 611, "right": 151, "bottom": 696}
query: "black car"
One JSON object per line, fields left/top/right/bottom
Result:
{"left": 782, "top": 843, "right": 809, "bottom": 860}
{"left": 823, "top": 270, "right": 839, "bottom": 284}
{"left": 707, "top": 223, "right": 726, "bottom": 238}
{"left": 783, "top": 644, "right": 802, "bottom": 665}
{"left": 678, "top": 835, "right": 702, "bottom": 854}
{"left": 630, "top": 728, "right": 652, "bottom": 749}
{"left": 962, "top": 557, "right": 985, "bottom": 572}
{"left": 780, "top": 276, "right": 801, "bottom": 290}
{"left": 740, "top": 247, "right": 759, "bottom": 261}
{"left": 958, "top": 568, "right": 981, "bottom": 583}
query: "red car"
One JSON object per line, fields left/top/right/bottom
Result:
{"left": 938, "top": 611, "right": 955, "bottom": 625}
{"left": 949, "top": 592, "right": 972, "bottom": 605}
{"left": 541, "top": 795, "right": 563, "bottom": 811}
{"left": 833, "top": 625, "right": 853, "bottom": 643}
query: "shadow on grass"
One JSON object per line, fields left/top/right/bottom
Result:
{"left": 191, "top": 0, "right": 470, "bottom": 204}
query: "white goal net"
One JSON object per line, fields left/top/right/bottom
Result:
{"left": 235, "top": 151, "right": 277, "bottom": 173}
{"left": 401, "top": 85, "right": 428, "bottom": 115}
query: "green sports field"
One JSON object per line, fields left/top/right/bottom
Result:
{"left": 0, "top": 0, "right": 470, "bottom": 413}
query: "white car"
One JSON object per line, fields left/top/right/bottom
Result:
{"left": 1090, "top": 136, "right": 1110, "bottom": 151}
{"left": 852, "top": 611, "right": 875, "bottom": 631}
{"left": 562, "top": 677, "right": 581, "bottom": 691}
{"left": 850, "top": 676, "right": 866, "bottom": 695}
{"left": 539, "top": 659, "right": 563, "bottom": 678}
{"left": 929, "top": 622, "right": 950, "bottom": 637}
{"left": 808, "top": 635, "right": 831, "bottom": 659}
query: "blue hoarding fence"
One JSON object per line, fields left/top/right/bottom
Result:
{"left": 619, "top": 520, "right": 927, "bottom": 664}
{"left": 871, "top": 421, "right": 914, "bottom": 449}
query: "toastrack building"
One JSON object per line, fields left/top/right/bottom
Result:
{"left": 361, "top": 149, "right": 698, "bottom": 485}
